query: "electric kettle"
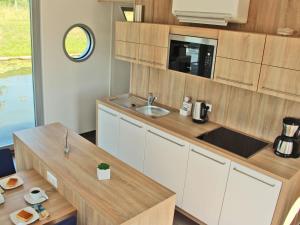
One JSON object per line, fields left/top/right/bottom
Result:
{"left": 193, "top": 101, "right": 209, "bottom": 124}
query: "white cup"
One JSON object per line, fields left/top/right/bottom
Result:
{"left": 29, "top": 187, "right": 43, "bottom": 201}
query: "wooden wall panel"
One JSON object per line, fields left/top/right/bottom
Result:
{"left": 148, "top": 68, "right": 186, "bottom": 109}
{"left": 135, "top": 0, "right": 300, "bottom": 36}
{"left": 130, "top": 64, "right": 150, "bottom": 98}
{"left": 130, "top": 64, "right": 300, "bottom": 142}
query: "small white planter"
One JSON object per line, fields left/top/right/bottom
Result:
{"left": 97, "top": 168, "right": 111, "bottom": 181}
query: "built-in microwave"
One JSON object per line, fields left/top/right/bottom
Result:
{"left": 168, "top": 35, "right": 217, "bottom": 79}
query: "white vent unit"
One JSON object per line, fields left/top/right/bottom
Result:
{"left": 172, "top": 0, "right": 250, "bottom": 26}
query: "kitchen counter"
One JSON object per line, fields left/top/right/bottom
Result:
{"left": 98, "top": 96, "right": 300, "bottom": 225}
{"left": 13, "top": 123, "right": 176, "bottom": 225}
{"left": 98, "top": 96, "right": 300, "bottom": 182}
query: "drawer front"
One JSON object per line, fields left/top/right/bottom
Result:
{"left": 115, "top": 21, "right": 140, "bottom": 43}
{"left": 115, "top": 41, "right": 139, "bottom": 63}
{"left": 214, "top": 57, "right": 261, "bottom": 91}
{"left": 263, "top": 35, "right": 300, "bottom": 70}
{"left": 217, "top": 30, "right": 266, "bottom": 63}
{"left": 258, "top": 65, "right": 300, "bottom": 102}
{"left": 140, "top": 23, "right": 170, "bottom": 47}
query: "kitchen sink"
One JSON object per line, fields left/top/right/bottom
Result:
{"left": 110, "top": 94, "right": 147, "bottom": 109}
{"left": 135, "top": 105, "right": 170, "bottom": 118}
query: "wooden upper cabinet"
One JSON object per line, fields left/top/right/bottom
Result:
{"left": 214, "top": 57, "right": 261, "bottom": 91}
{"left": 115, "top": 21, "right": 140, "bottom": 43}
{"left": 138, "top": 45, "right": 168, "bottom": 70}
{"left": 258, "top": 65, "right": 300, "bottom": 102}
{"left": 140, "top": 23, "right": 170, "bottom": 47}
{"left": 263, "top": 35, "right": 300, "bottom": 70}
{"left": 115, "top": 41, "right": 139, "bottom": 63}
{"left": 170, "top": 26, "right": 219, "bottom": 39}
{"left": 217, "top": 31, "right": 266, "bottom": 63}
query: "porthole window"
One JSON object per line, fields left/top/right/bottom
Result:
{"left": 63, "top": 24, "right": 95, "bottom": 62}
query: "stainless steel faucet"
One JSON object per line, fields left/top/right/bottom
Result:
{"left": 147, "top": 93, "right": 157, "bottom": 106}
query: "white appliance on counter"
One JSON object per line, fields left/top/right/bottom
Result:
{"left": 172, "top": 0, "right": 251, "bottom": 26}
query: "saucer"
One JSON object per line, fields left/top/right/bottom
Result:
{"left": 24, "top": 191, "right": 48, "bottom": 205}
{"left": 10, "top": 206, "right": 39, "bottom": 225}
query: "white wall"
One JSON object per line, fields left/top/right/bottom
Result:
{"left": 110, "top": 3, "right": 131, "bottom": 96}
{"left": 40, "top": 0, "right": 114, "bottom": 133}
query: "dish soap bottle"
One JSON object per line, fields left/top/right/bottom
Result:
{"left": 180, "top": 96, "right": 193, "bottom": 116}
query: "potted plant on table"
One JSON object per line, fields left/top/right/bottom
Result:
{"left": 97, "top": 163, "right": 111, "bottom": 180}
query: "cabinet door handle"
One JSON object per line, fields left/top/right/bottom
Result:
{"left": 233, "top": 167, "right": 276, "bottom": 187}
{"left": 116, "top": 54, "right": 136, "bottom": 60}
{"left": 120, "top": 117, "right": 143, "bottom": 128}
{"left": 191, "top": 149, "right": 226, "bottom": 165}
{"left": 148, "top": 130, "right": 185, "bottom": 147}
{"left": 139, "top": 59, "right": 153, "bottom": 64}
{"left": 99, "top": 108, "right": 117, "bottom": 117}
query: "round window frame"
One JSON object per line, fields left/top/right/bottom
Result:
{"left": 63, "top": 24, "right": 95, "bottom": 62}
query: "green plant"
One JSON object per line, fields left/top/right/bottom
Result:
{"left": 98, "top": 163, "right": 110, "bottom": 170}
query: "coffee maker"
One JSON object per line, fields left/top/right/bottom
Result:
{"left": 273, "top": 117, "right": 300, "bottom": 158}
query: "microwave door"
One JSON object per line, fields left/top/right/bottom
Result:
{"left": 187, "top": 44, "right": 200, "bottom": 75}
{"left": 169, "top": 41, "right": 192, "bottom": 73}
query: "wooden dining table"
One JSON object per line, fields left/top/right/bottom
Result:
{"left": 0, "top": 170, "right": 76, "bottom": 225}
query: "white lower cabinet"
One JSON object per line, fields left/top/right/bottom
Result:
{"left": 118, "top": 115, "right": 146, "bottom": 172}
{"left": 97, "top": 105, "right": 282, "bottom": 225}
{"left": 182, "top": 145, "right": 231, "bottom": 225}
{"left": 144, "top": 127, "right": 189, "bottom": 207}
{"left": 219, "top": 162, "right": 282, "bottom": 225}
{"left": 97, "top": 105, "right": 120, "bottom": 157}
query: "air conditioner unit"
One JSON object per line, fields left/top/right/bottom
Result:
{"left": 172, "top": 0, "right": 250, "bottom": 26}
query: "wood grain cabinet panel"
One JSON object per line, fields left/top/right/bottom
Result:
{"left": 214, "top": 57, "right": 261, "bottom": 91}
{"left": 115, "top": 41, "right": 139, "bottom": 63}
{"left": 170, "top": 26, "right": 219, "bottom": 39}
{"left": 217, "top": 31, "right": 266, "bottom": 63}
{"left": 263, "top": 35, "right": 300, "bottom": 70}
{"left": 115, "top": 21, "right": 140, "bottom": 43}
{"left": 140, "top": 23, "right": 170, "bottom": 47}
{"left": 258, "top": 65, "right": 300, "bottom": 102}
{"left": 138, "top": 44, "right": 168, "bottom": 70}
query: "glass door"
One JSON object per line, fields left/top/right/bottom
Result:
{"left": 0, "top": 0, "right": 35, "bottom": 147}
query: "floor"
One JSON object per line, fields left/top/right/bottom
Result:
{"left": 80, "top": 131, "right": 199, "bottom": 225}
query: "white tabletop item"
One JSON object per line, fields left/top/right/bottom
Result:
{"left": 9, "top": 206, "right": 39, "bottom": 225}
{"left": 0, "top": 193, "right": 4, "bottom": 204}
{"left": 24, "top": 187, "right": 48, "bottom": 205}
{"left": 180, "top": 96, "right": 193, "bottom": 116}
{"left": 0, "top": 175, "right": 24, "bottom": 190}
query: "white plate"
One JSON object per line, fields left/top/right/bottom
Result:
{"left": 24, "top": 191, "right": 48, "bottom": 205}
{"left": 9, "top": 206, "right": 39, "bottom": 225}
{"left": 0, "top": 175, "right": 24, "bottom": 190}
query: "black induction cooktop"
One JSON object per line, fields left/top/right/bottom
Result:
{"left": 197, "top": 127, "right": 269, "bottom": 158}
